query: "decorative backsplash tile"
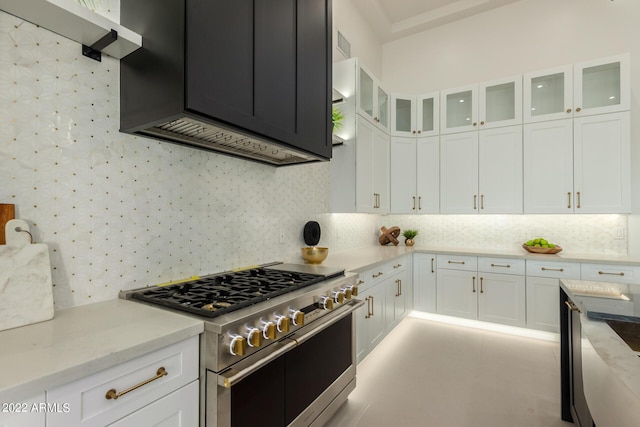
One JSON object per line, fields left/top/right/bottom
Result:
{"left": 0, "top": 12, "right": 629, "bottom": 310}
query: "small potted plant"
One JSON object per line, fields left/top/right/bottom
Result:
{"left": 332, "top": 106, "right": 344, "bottom": 133}
{"left": 402, "top": 229, "right": 418, "bottom": 247}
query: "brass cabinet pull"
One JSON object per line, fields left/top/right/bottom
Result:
{"left": 365, "top": 297, "right": 371, "bottom": 318}
{"left": 472, "top": 276, "right": 476, "bottom": 293}
{"left": 598, "top": 271, "right": 624, "bottom": 276}
{"left": 393, "top": 264, "right": 402, "bottom": 269}
{"left": 480, "top": 121, "right": 485, "bottom": 125}
{"left": 357, "top": 279, "right": 364, "bottom": 285}
{"left": 105, "top": 367, "right": 168, "bottom": 400}
{"left": 480, "top": 194, "right": 484, "bottom": 210}
{"left": 399, "top": 279, "right": 402, "bottom": 296}
{"left": 448, "top": 260, "right": 465, "bottom": 265}
{"left": 431, "top": 258, "right": 435, "bottom": 273}
{"left": 395, "top": 279, "right": 401, "bottom": 297}
{"left": 473, "top": 122, "right": 477, "bottom": 126}
{"left": 490, "top": 263, "right": 510, "bottom": 268}
{"left": 566, "top": 108, "right": 572, "bottom": 113}
{"left": 564, "top": 300, "right": 581, "bottom": 313}
{"left": 576, "top": 107, "right": 582, "bottom": 112}
{"left": 480, "top": 277, "right": 484, "bottom": 293}
{"left": 567, "top": 192, "right": 571, "bottom": 209}
{"left": 418, "top": 196, "right": 422, "bottom": 210}
{"left": 473, "top": 195, "right": 477, "bottom": 210}
{"left": 576, "top": 191, "right": 581, "bottom": 208}
{"left": 370, "top": 296, "right": 374, "bottom": 316}
{"left": 372, "top": 272, "right": 383, "bottom": 278}
{"left": 541, "top": 267, "right": 564, "bottom": 272}
{"left": 412, "top": 196, "right": 416, "bottom": 210}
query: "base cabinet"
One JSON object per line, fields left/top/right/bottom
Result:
{"left": 526, "top": 276, "right": 561, "bottom": 332}
{"left": 413, "top": 253, "right": 437, "bottom": 312}
{"left": 478, "top": 272, "right": 526, "bottom": 327}
{"left": 437, "top": 268, "right": 478, "bottom": 319}
{"left": 356, "top": 256, "right": 412, "bottom": 363}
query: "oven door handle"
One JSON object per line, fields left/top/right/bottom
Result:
{"left": 218, "top": 299, "right": 364, "bottom": 388}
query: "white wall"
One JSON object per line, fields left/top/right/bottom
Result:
{"left": 333, "top": 0, "right": 384, "bottom": 78}
{"left": 381, "top": 0, "right": 640, "bottom": 255}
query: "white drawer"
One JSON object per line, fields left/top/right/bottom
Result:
{"left": 581, "top": 263, "right": 640, "bottom": 285}
{"left": 389, "top": 256, "right": 408, "bottom": 275}
{"left": 526, "top": 260, "right": 580, "bottom": 279}
{"left": 437, "top": 254, "right": 477, "bottom": 272}
{"left": 47, "top": 336, "right": 199, "bottom": 427}
{"left": 478, "top": 257, "right": 525, "bottom": 275}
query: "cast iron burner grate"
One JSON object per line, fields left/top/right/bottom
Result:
{"left": 131, "top": 267, "right": 326, "bottom": 318}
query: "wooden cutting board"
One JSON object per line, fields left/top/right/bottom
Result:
{"left": 0, "top": 219, "right": 54, "bottom": 331}
{"left": 0, "top": 204, "right": 15, "bottom": 245}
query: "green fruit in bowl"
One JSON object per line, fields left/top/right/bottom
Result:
{"left": 549, "top": 243, "right": 556, "bottom": 248}
{"left": 526, "top": 240, "right": 534, "bottom": 246}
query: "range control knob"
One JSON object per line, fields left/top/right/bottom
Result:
{"left": 289, "top": 309, "right": 305, "bottom": 327}
{"left": 319, "top": 296, "right": 334, "bottom": 310}
{"left": 245, "top": 327, "right": 262, "bottom": 348}
{"left": 260, "top": 321, "right": 277, "bottom": 340}
{"left": 332, "top": 291, "right": 345, "bottom": 304}
{"left": 341, "top": 287, "right": 353, "bottom": 300}
{"left": 347, "top": 284, "right": 359, "bottom": 297}
{"left": 229, "top": 335, "right": 247, "bottom": 356}
{"left": 274, "top": 314, "right": 291, "bottom": 333}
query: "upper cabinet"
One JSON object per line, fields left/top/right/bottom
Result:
{"left": 524, "top": 54, "right": 630, "bottom": 123}
{"left": 391, "top": 93, "right": 440, "bottom": 137}
{"left": 440, "top": 76, "right": 522, "bottom": 134}
{"left": 358, "top": 65, "right": 390, "bottom": 133}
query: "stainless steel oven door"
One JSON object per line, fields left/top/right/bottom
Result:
{"left": 207, "top": 299, "right": 363, "bottom": 427}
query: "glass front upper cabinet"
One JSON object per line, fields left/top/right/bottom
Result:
{"left": 357, "top": 64, "right": 389, "bottom": 133}
{"left": 392, "top": 93, "right": 440, "bottom": 137}
{"left": 479, "top": 75, "right": 522, "bottom": 129}
{"left": 524, "top": 54, "right": 629, "bottom": 123}
{"left": 440, "top": 85, "right": 477, "bottom": 134}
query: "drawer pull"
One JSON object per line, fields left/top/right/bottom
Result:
{"left": 105, "top": 367, "right": 168, "bottom": 400}
{"left": 448, "top": 261, "right": 465, "bottom": 265}
{"left": 564, "top": 300, "right": 581, "bottom": 313}
{"left": 393, "top": 264, "right": 402, "bottom": 269}
{"left": 541, "top": 267, "right": 564, "bottom": 272}
{"left": 431, "top": 258, "right": 435, "bottom": 273}
{"left": 598, "top": 271, "right": 624, "bottom": 276}
{"left": 490, "top": 263, "right": 510, "bottom": 268}
{"left": 372, "top": 272, "right": 383, "bottom": 278}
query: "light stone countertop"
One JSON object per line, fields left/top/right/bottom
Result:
{"left": 0, "top": 299, "right": 204, "bottom": 404}
{"left": 312, "top": 244, "right": 640, "bottom": 273}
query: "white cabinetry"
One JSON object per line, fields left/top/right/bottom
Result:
{"left": 391, "top": 93, "right": 439, "bottom": 137}
{"left": 356, "top": 115, "right": 390, "bottom": 213}
{"left": 47, "top": 336, "right": 199, "bottom": 427}
{"left": 413, "top": 253, "right": 437, "bottom": 312}
{"left": 440, "top": 76, "right": 522, "bottom": 134}
{"left": 356, "top": 256, "right": 412, "bottom": 363}
{"left": 437, "top": 255, "right": 525, "bottom": 327}
{"left": 0, "top": 393, "right": 46, "bottom": 427}
{"left": 390, "top": 136, "right": 439, "bottom": 213}
{"left": 358, "top": 64, "right": 390, "bottom": 133}
{"left": 441, "top": 126, "right": 522, "bottom": 213}
{"left": 524, "top": 54, "right": 630, "bottom": 123}
{"left": 524, "top": 112, "right": 630, "bottom": 213}
{"left": 525, "top": 260, "right": 581, "bottom": 332}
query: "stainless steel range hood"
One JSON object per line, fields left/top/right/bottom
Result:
{"left": 136, "top": 117, "right": 322, "bottom": 166}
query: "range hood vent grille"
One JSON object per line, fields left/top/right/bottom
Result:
{"left": 139, "top": 118, "right": 321, "bottom": 166}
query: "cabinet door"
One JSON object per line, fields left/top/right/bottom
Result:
{"left": 526, "top": 276, "right": 560, "bottom": 332}
{"left": 367, "top": 284, "right": 386, "bottom": 349}
{"left": 357, "top": 66, "right": 376, "bottom": 123}
{"left": 523, "top": 65, "right": 573, "bottom": 123}
{"left": 414, "top": 254, "right": 437, "bottom": 312}
{"left": 390, "top": 137, "right": 417, "bottom": 213}
{"left": 573, "top": 111, "right": 630, "bottom": 213}
{"left": 478, "top": 125, "right": 523, "bottom": 213}
{"left": 523, "top": 119, "right": 573, "bottom": 213}
{"left": 108, "top": 381, "right": 199, "bottom": 427}
{"left": 416, "top": 136, "right": 440, "bottom": 213}
{"left": 440, "top": 132, "right": 478, "bottom": 213}
{"left": 479, "top": 75, "right": 522, "bottom": 129}
{"left": 355, "top": 116, "right": 376, "bottom": 213}
{"left": 354, "top": 295, "right": 368, "bottom": 364}
{"left": 373, "top": 127, "right": 390, "bottom": 213}
{"left": 391, "top": 95, "right": 416, "bottom": 137}
{"left": 377, "top": 85, "right": 390, "bottom": 132}
{"left": 436, "top": 269, "right": 477, "bottom": 320}
{"left": 384, "top": 276, "right": 400, "bottom": 331}
{"left": 574, "top": 54, "right": 630, "bottom": 117}
{"left": 478, "top": 273, "right": 526, "bottom": 327}
{"left": 416, "top": 92, "right": 440, "bottom": 137}
{"left": 441, "top": 85, "right": 478, "bottom": 134}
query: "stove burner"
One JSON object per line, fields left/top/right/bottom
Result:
{"left": 131, "top": 266, "right": 331, "bottom": 318}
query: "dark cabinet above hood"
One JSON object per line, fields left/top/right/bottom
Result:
{"left": 120, "top": 0, "right": 332, "bottom": 166}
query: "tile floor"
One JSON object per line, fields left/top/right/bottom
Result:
{"left": 326, "top": 315, "right": 575, "bottom": 427}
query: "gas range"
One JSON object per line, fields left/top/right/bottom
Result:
{"left": 122, "top": 262, "right": 362, "bottom": 426}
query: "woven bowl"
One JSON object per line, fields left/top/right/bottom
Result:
{"left": 522, "top": 243, "right": 562, "bottom": 254}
